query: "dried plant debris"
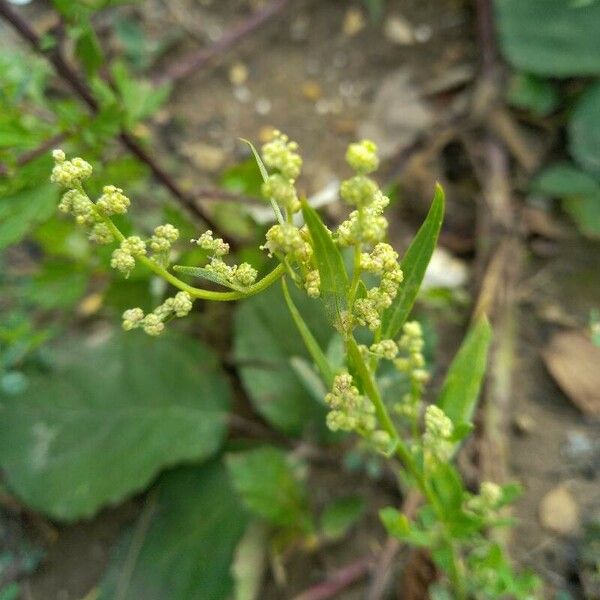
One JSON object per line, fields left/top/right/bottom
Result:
{"left": 542, "top": 329, "right": 600, "bottom": 417}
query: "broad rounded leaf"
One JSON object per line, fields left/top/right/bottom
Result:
{"left": 569, "top": 82, "right": 600, "bottom": 178}
{"left": 0, "top": 332, "right": 231, "bottom": 521}
{"left": 234, "top": 284, "right": 330, "bottom": 437}
{"left": 100, "top": 462, "right": 247, "bottom": 600}
{"left": 496, "top": 0, "right": 600, "bottom": 77}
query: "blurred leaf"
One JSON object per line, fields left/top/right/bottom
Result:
{"left": 231, "top": 522, "right": 268, "bottom": 600}
{"left": 234, "top": 284, "right": 330, "bottom": 437}
{"left": 429, "top": 463, "right": 464, "bottom": 519}
{"left": 301, "top": 200, "right": 349, "bottom": 326}
{"left": 381, "top": 183, "right": 445, "bottom": 339}
{"left": 379, "top": 507, "right": 431, "bottom": 547}
{"left": 226, "top": 446, "right": 312, "bottom": 532}
{"left": 0, "top": 182, "right": 58, "bottom": 250}
{"left": 437, "top": 317, "right": 492, "bottom": 428}
{"left": 320, "top": 496, "right": 366, "bottom": 540}
{"left": 220, "top": 159, "right": 265, "bottom": 198}
{"left": 73, "top": 23, "right": 104, "bottom": 77}
{"left": 111, "top": 62, "right": 171, "bottom": 127}
{"left": 507, "top": 73, "right": 559, "bottom": 116}
{"left": 282, "top": 277, "right": 335, "bottom": 387}
{"left": 25, "top": 261, "right": 89, "bottom": 310}
{"left": 569, "top": 81, "right": 600, "bottom": 178}
{"left": 532, "top": 162, "right": 600, "bottom": 238}
{"left": 495, "top": 0, "right": 600, "bottom": 76}
{"left": 0, "top": 333, "right": 231, "bottom": 520}
{"left": 100, "top": 461, "right": 247, "bottom": 600}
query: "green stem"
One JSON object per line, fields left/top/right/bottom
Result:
{"left": 89, "top": 199, "right": 285, "bottom": 301}
{"left": 346, "top": 335, "right": 467, "bottom": 599}
{"left": 347, "top": 244, "right": 362, "bottom": 306}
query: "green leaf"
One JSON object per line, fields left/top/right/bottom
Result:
{"left": 74, "top": 23, "right": 104, "bottom": 77}
{"left": 569, "top": 81, "right": 600, "bottom": 178}
{"left": 380, "top": 183, "right": 445, "bottom": 339}
{"left": 100, "top": 462, "right": 248, "bottom": 600}
{"left": 234, "top": 284, "right": 330, "bottom": 437}
{"left": 241, "top": 139, "right": 284, "bottom": 224}
{"left": 0, "top": 333, "right": 231, "bottom": 520}
{"left": 226, "top": 446, "right": 312, "bottom": 532}
{"left": 428, "top": 463, "right": 464, "bottom": 518}
{"left": 495, "top": 0, "right": 600, "bottom": 76}
{"left": 320, "top": 496, "right": 366, "bottom": 540}
{"left": 532, "top": 162, "right": 600, "bottom": 238}
{"left": 0, "top": 181, "right": 58, "bottom": 250}
{"left": 173, "top": 265, "right": 247, "bottom": 292}
{"left": 437, "top": 317, "right": 492, "bottom": 427}
{"left": 507, "top": 73, "right": 559, "bottom": 116}
{"left": 379, "top": 507, "right": 431, "bottom": 547}
{"left": 281, "top": 277, "right": 335, "bottom": 387}
{"left": 231, "top": 522, "right": 268, "bottom": 600}
{"left": 301, "top": 200, "right": 349, "bottom": 325}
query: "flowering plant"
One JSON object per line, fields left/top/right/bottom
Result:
{"left": 51, "top": 133, "right": 538, "bottom": 598}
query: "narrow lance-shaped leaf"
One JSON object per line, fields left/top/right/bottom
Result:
{"left": 301, "top": 200, "right": 349, "bottom": 326}
{"left": 173, "top": 265, "right": 247, "bottom": 292}
{"left": 380, "top": 183, "right": 445, "bottom": 340}
{"left": 240, "top": 138, "right": 284, "bottom": 224}
{"left": 437, "top": 316, "right": 492, "bottom": 427}
{"left": 281, "top": 277, "right": 335, "bottom": 388}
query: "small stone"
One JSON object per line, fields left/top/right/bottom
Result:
{"left": 233, "top": 85, "right": 252, "bottom": 104}
{"left": 414, "top": 23, "right": 433, "bottom": 43}
{"left": 512, "top": 413, "right": 535, "bottom": 435}
{"left": 539, "top": 485, "right": 580, "bottom": 536}
{"left": 342, "top": 8, "right": 365, "bottom": 37}
{"left": 228, "top": 61, "right": 248, "bottom": 86}
{"left": 255, "top": 97, "right": 272, "bottom": 116}
{"left": 384, "top": 15, "right": 415, "bottom": 45}
{"left": 301, "top": 80, "right": 322, "bottom": 102}
{"left": 182, "top": 142, "right": 226, "bottom": 172}
{"left": 258, "top": 126, "right": 276, "bottom": 144}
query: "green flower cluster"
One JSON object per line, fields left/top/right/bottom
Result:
{"left": 393, "top": 321, "right": 430, "bottom": 419}
{"left": 122, "top": 291, "right": 194, "bottom": 336}
{"left": 194, "top": 230, "right": 258, "bottom": 288}
{"left": 423, "top": 405, "right": 454, "bottom": 463}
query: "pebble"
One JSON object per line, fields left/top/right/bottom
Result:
{"left": 228, "top": 61, "right": 248, "bottom": 86}
{"left": 301, "top": 80, "right": 322, "bottom": 102}
{"left": 182, "top": 142, "right": 226, "bottom": 172}
{"left": 512, "top": 413, "right": 535, "bottom": 435}
{"left": 539, "top": 485, "right": 580, "bottom": 536}
{"left": 255, "top": 97, "right": 272, "bottom": 116}
{"left": 342, "top": 8, "right": 365, "bottom": 37}
{"left": 414, "top": 23, "right": 433, "bottom": 43}
{"left": 384, "top": 15, "right": 415, "bottom": 45}
{"left": 233, "top": 85, "right": 252, "bottom": 104}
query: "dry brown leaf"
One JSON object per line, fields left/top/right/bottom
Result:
{"left": 542, "top": 330, "right": 600, "bottom": 416}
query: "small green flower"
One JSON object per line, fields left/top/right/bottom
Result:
{"left": 345, "top": 139, "right": 379, "bottom": 174}
{"left": 96, "top": 185, "right": 130, "bottom": 215}
{"left": 50, "top": 150, "right": 92, "bottom": 187}
{"left": 261, "top": 130, "right": 302, "bottom": 181}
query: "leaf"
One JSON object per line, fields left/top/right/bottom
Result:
{"left": 226, "top": 446, "right": 312, "bottom": 532}
{"left": 234, "top": 283, "right": 330, "bottom": 437}
{"left": 0, "top": 181, "right": 58, "bottom": 250}
{"left": 320, "top": 496, "right": 366, "bottom": 540}
{"left": 532, "top": 162, "right": 600, "bottom": 197}
{"left": 301, "top": 200, "right": 349, "bottom": 325}
{"left": 100, "top": 462, "right": 248, "bottom": 600}
{"left": 380, "top": 183, "right": 445, "bottom": 340}
{"left": 241, "top": 139, "right": 284, "bottom": 224}
{"left": 231, "top": 522, "right": 268, "bottom": 600}
{"left": 379, "top": 507, "right": 431, "bottom": 547}
{"left": 532, "top": 162, "right": 600, "bottom": 238}
{"left": 0, "top": 332, "right": 231, "bottom": 520}
{"left": 436, "top": 317, "right": 492, "bottom": 427}
{"left": 495, "top": 0, "right": 600, "bottom": 77}
{"left": 281, "top": 277, "right": 335, "bottom": 387}
{"left": 74, "top": 23, "right": 104, "bottom": 77}
{"left": 173, "top": 265, "right": 247, "bottom": 292}
{"left": 507, "top": 73, "right": 559, "bottom": 116}
{"left": 569, "top": 81, "right": 600, "bottom": 178}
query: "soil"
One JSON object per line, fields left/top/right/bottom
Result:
{"left": 2, "top": 0, "right": 599, "bottom": 599}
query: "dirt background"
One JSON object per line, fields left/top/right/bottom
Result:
{"left": 2, "top": 0, "right": 599, "bottom": 598}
